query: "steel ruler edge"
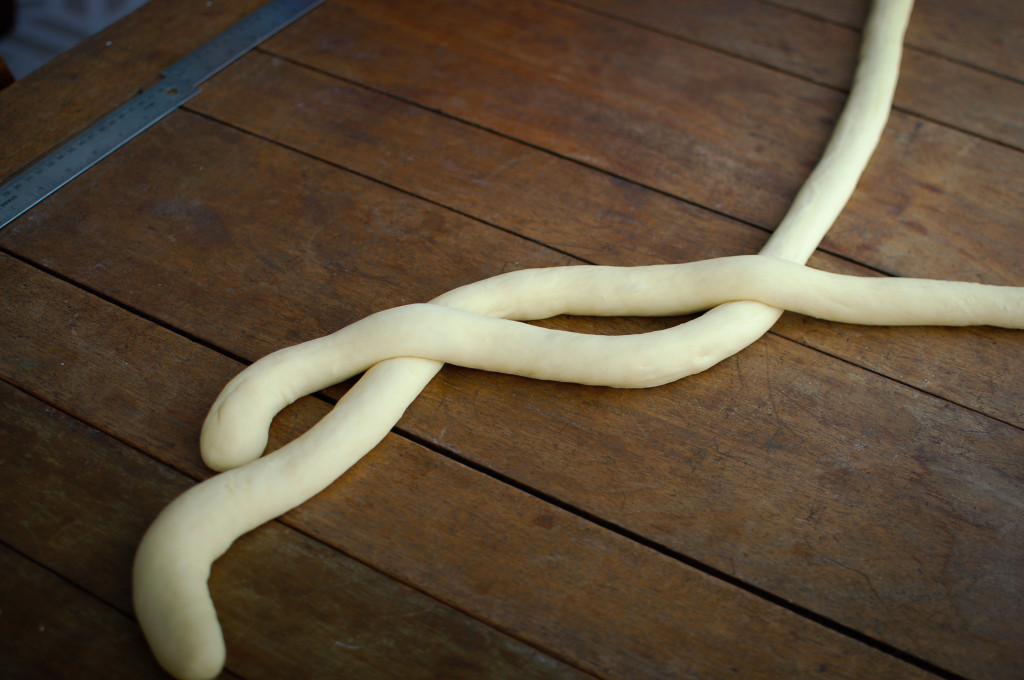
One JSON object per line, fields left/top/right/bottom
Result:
{"left": 0, "top": 0, "right": 325, "bottom": 231}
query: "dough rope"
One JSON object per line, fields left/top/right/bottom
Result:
{"left": 199, "top": 257, "right": 1023, "bottom": 471}
{"left": 132, "top": 2, "right": 1019, "bottom": 679}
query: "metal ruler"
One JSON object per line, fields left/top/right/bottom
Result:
{"left": 0, "top": 0, "right": 324, "bottom": 230}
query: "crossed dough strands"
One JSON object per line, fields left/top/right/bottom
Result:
{"left": 199, "top": 256, "right": 1024, "bottom": 472}
{"left": 129, "top": 2, "right": 966, "bottom": 679}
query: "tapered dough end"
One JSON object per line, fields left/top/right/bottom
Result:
{"left": 200, "top": 409, "right": 268, "bottom": 472}
{"left": 199, "top": 382, "right": 273, "bottom": 472}
{"left": 133, "top": 556, "right": 227, "bottom": 679}
{"left": 133, "top": 497, "right": 228, "bottom": 680}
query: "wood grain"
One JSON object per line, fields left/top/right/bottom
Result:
{"left": 0, "top": 0, "right": 268, "bottom": 180}
{"left": 1, "top": 0, "right": 1021, "bottom": 678}
{"left": 0, "top": 256, "right": 940, "bottom": 679}
{"left": 0, "top": 111, "right": 573, "bottom": 361}
{"left": 573, "top": 0, "right": 1024, "bottom": 149}
{"left": 187, "top": 49, "right": 1024, "bottom": 429}
{"left": 0, "top": 101, "right": 1018, "bottom": 679}
{"left": 400, "top": 336, "right": 1023, "bottom": 679}
{"left": 265, "top": 0, "right": 844, "bottom": 229}
{"left": 0, "top": 545, "right": 168, "bottom": 680}
{"left": 771, "top": 0, "right": 1024, "bottom": 82}
{"left": 3, "top": 34, "right": 1022, "bottom": 671}
{"left": 261, "top": 0, "right": 1024, "bottom": 282}
{"left": 0, "top": 376, "right": 595, "bottom": 680}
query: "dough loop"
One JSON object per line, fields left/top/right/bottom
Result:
{"left": 130, "top": 2, "right": 1021, "bottom": 679}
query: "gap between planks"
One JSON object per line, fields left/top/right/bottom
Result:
{"left": 0, "top": 249, "right": 995, "bottom": 680}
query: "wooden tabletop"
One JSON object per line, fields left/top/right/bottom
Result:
{"left": 1, "top": 1, "right": 1021, "bottom": 678}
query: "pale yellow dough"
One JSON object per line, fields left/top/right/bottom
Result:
{"left": 132, "top": 2, "right": 1020, "bottom": 679}
{"left": 201, "top": 257, "right": 1023, "bottom": 471}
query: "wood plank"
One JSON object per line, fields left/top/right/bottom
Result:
{"left": 0, "top": 260, "right": 941, "bottom": 678}
{"left": 290, "top": 421, "right": 937, "bottom": 680}
{"left": 0, "top": 111, "right": 572, "bottom": 362}
{"left": 908, "top": 0, "right": 1024, "bottom": 80}
{"left": 189, "top": 52, "right": 767, "bottom": 266}
{"left": 894, "top": 50, "right": 1024, "bottom": 149}
{"left": 770, "top": 0, "right": 1024, "bottom": 82}
{"left": 0, "top": 112, "right": 1019, "bottom": 677}
{"left": 261, "top": 0, "right": 1024, "bottom": 283}
{"left": 0, "top": 378, "right": 595, "bottom": 680}
{"left": 764, "top": 0, "right": 872, "bottom": 26}
{"left": 1, "top": 80, "right": 1021, "bottom": 676}
{"left": 0, "top": 2, "right": 1019, "bottom": 676}
{"left": 0, "top": 545, "right": 168, "bottom": 680}
{"left": 265, "top": 0, "right": 844, "bottom": 230}
{"left": 184, "top": 52, "right": 1024, "bottom": 428}
{"left": 826, "top": 114, "right": 1022, "bottom": 285}
{"left": 401, "top": 335, "right": 1024, "bottom": 680}
{"left": 573, "top": 0, "right": 1024, "bottom": 149}
{"left": 581, "top": 0, "right": 863, "bottom": 86}
{"left": 0, "top": 0, "right": 268, "bottom": 180}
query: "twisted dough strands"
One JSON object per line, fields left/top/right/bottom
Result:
{"left": 201, "top": 258, "right": 1023, "bottom": 470}
{"left": 131, "top": 2, "right": 970, "bottom": 679}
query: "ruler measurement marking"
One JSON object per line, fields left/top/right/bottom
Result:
{"left": 0, "top": 0, "right": 323, "bottom": 230}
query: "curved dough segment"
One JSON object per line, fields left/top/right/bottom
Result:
{"left": 201, "top": 256, "right": 1023, "bottom": 470}
{"left": 134, "top": 2, "right": 928, "bottom": 679}
{"left": 135, "top": 358, "right": 437, "bottom": 680}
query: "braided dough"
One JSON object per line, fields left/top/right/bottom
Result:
{"left": 133, "top": 1, "right": 1020, "bottom": 678}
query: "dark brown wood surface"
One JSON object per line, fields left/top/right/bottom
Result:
{"left": 1, "top": 1, "right": 1020, "bottom": 679}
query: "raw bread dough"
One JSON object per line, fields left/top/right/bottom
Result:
{"left": 201, "top": 256, "right": 1023, "bottom": 471}
{"left": 135, "top": 3, "right": 997, "bottom": 679}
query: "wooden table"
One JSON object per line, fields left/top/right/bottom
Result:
{"left": 1, "top": 1, "right": 1021, "bottom": 678}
